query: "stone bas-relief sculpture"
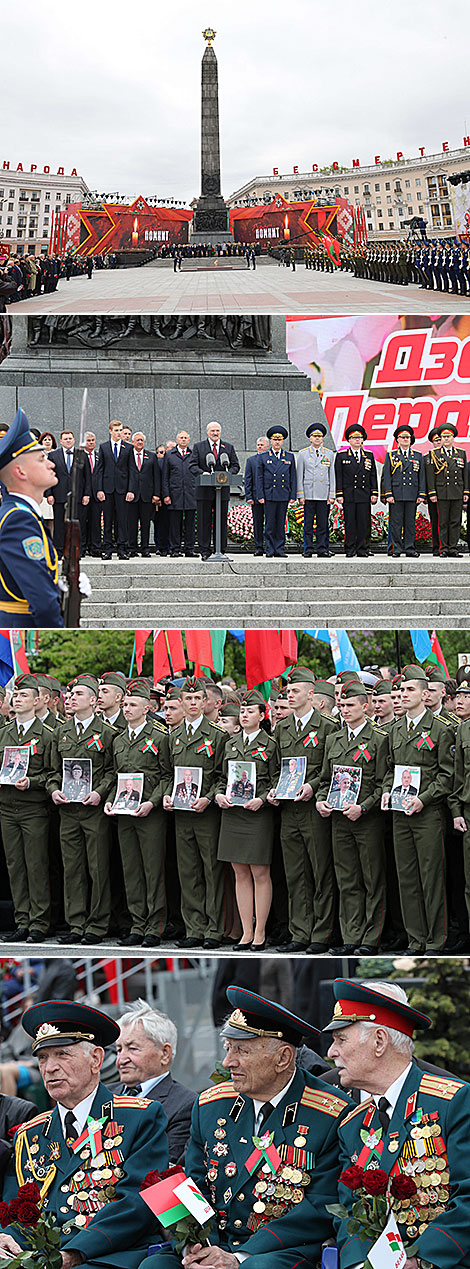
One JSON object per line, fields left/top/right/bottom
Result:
{"left": 29, "top": 316, "right": 271, "bottom": 351}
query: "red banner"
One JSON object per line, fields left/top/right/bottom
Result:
{"left": 229, "top": 194, "right": 357, "bottom": 249}
{"left": 75, "top": 195, "right": 192, "bottom": 255}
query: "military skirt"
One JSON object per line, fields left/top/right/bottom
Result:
{"left": 217, "top": 802, "right": 274, "bottom": 865}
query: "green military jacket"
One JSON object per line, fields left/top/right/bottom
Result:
{"left": 383, "top": 708, "right": 454, "bottom": 806}
{"left": 162, "top": 717, "right": 226, "bottom": 803}
{"left": 111, "top": 724, "right": 169, "bottom": 806}
{"left": 48, "top": 715, "right": 115, "bottom": 803}
{"left": 317, "top": 719, "right": 389, "bottom": 814}
{"left": 336, "top": 1063, "right": 470, "bottom": 1269}
{"left": 216, "top": 729, "right": 280, "bottom": 802}
{"left": 185, "top": 1067, "right": 352, "bottom": 1264}
{"left": 3, "top": 1080, "right": 168, "bottom": 1268}
{"left": 276, "top": 708, "right": 337, "bottom": 796}
{"left": 0, "top": 716, "right": 54, "bottom": 808}
{"left": 449, "top": 716, "right": 470, "bottom": 815}
{"left": 425, "top": 446, "right": 469, "bottom": 501}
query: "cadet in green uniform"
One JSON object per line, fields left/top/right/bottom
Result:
{"left": 162, "top": 676, "right": 226, "bottom": 950}
{"left": 325, "top": 978, "right": 470, "bottom": 1269}
{"left": 371, "top": 678, "right": 396, "bottom": 730}
{"left": 0, "top": 1000, "right": 168, "bottom": 1268}
{"left": 424, "top": 664, "right": 458, "bottom": 729}
{"left": 268, "top": 666, "right": 338, "bottom": 954}
{"left": 316, "top": 680, "right": 388, "bottom": 955}
{"left": 98, "top": 672, "right": 128, "bottom": 730}
{"left": 105, "top": 678, "right": 167, "bottom": 949}
{"left": 216, "top": 690, "right": 280, "bottom": 951}
{"left": 382, "top": 664, "right": 453, "bottom": 953}
{"left": 449, "top": 691, "right": 470, "bottom": 935}
{"left": 48, "top": 673, "right": 115, "bottom": 945}
{"left": 143, "top": 984, "right": 352, "bottom": 1269}
{"left": 33, "top": 673, "right": 65, "bottom": 731}
{"left": 425, "top": 422, "right": 469, "bottom": 556}
{"left": 0, "top": 673, "right": 54, "bottom": 944}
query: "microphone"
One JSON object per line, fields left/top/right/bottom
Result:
{"left": 206, "top": 451, "right": 215, "bottom": 469}
{"left": 220, "top": 451, "right": 229, "bottom": 469}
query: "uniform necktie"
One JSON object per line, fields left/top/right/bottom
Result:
{"left": 187, "top": 723, "right": 193, "bottom": 737}
{"left": 212, "top": 444, "right": 218, "bottom": 461}
{"left": 76, "top": 721, "right": 83, "bottom": 737}
{"left": 244, "top": 735, "right": 250, "bottom": 748}
{"left": 295, "top": 717, "right": 302, "bottom": 734}
{"left": 407, "top": 718, "right": 415, "bottom": 733}
{"left": 130, "top": 730, "right": 136, "bottom": 742}
{"left": 114, "top": 443, "right": 118, "bottom": 461}
{"left": 137, "top": 453, "right": 142, "bottom": 470}
{"left": 17, "top": 724, "right": 24, "bottom": 738}
{"left": 124, "top": 1083, "right": 142, "bottom": 1096}
{"left": 64, "top": 1110, "right": 78, "bottom": 1152}
{"left": 377, "top": 1096, "right": 390, "bottom": 1133}
{"left": 256, "top": 1101, "right": 273, "bottom": 1134}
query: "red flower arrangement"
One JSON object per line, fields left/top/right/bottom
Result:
{"left": 327, "top": 1165, "right": 419, "bottom": 1269}
{"left": 362, "top": 1169, "right": 389, "bottom": 1196}
{"left": 0, "top": 1181, "right": 62, "bottom": 1268}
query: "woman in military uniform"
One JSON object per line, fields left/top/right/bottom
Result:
{"left": 215, "top": 691, "right": 280, "bottom": 951}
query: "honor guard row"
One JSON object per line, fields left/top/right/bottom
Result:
{"left": 2, "top": 661, "right": 470, "bottom": 956}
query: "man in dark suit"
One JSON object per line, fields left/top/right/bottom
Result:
{"left": 188, "top": 421, "right": 240, "bottom": 560}
{"left": 96, "top": 419, "right": 132, "bottom": 560}
{"left": 0, "top": 1091, "right": 36, "bottom": 1191}
{"left": 46, "top": 429, "right": 89, "bottom": 558}
{"left": 127, "top": 431, "right": 160, "bottom": 558}
{"left": 161, "top": 430, "right": 197, "bottom": 557}
{"left": 81, "top": 430, "right": 102, "bottom": 556}
{"left": 244, "top": 435, "right": 269, "bottom": 555}
{"left": 115, "top": 1000, "right": 196, "bottom": 1163}
{"left": 391, "top": 766, "right": 419, "bottom": 809}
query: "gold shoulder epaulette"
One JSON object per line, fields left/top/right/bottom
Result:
{"left": 113, "top": 1094, "right": 151, "bottom": 1107}
{"left": 152, "top": 720, "right": 168, "bottom": 733}
{"left": 434, "top": 714, "right": 453, "bottom": 727}
{"left": 199, "top": 1080, "right": 236, "bottom": 1105}
{"left": 419, "top": 1073, "right": 464, "bottom": 1100}
{"left": 341, "top": 1097, "right": 374, "bottom": 1125}
{"left": 210, "top": 721, "right": 226, "bottom": 733}
{"left": 371, "top": 723, "right": 389, "bottom": 736}
{"left": 300, "top": 1086, "right": 350, "bottom": 1117}
{"left": 17, "top": 1111, "right": 51, "bottom": 1133}
{"left": 42, "top": 722, "right": 55, "bottom": 733}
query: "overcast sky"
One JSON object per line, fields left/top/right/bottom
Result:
{"left": 3, "top": 0, "right": 470, "bottom": 201}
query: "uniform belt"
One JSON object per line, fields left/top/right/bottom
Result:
{"left": 0, "top": 599, "right": 31, "bottom": 614}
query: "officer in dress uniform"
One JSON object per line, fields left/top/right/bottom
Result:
{"left": 325, "top": 978, "right": 470, "bottom": 1269}
{"left": 316, "top": 680, "right": 388, "bottom": 956}
{"left": 425, "top": 421, "right": 469, "bottom": 557}
{"left": 334, "top": 425, "right": 378, "bottom": 558}
{"left": 382, "top": 424, "right": 426, "bottom": 558}
{"left": 256, "top": 428, "right": 296, "bottom": 558}
{"left": 0, "top": 1000, "right": 168, "bottom": 1268}
{"left": 296, "top": 423, "right": 335, "bottom": 558}
{"left": 0, "top": 409, "right": 63, "bottom": 628}
{"left": 424, "top": 427, "right": 443, "bottom": 555}
{"left": 142, "top": 984, "right": 353, "bottom": 1269}
{"left": 381, "top": 664, "right": 453, "bottom": 953}
{"left": 105, "top": 679, "right": 168, "bottom": 949}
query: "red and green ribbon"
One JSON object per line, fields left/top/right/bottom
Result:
{"left": 251, "top": 746, "right": 268, "bottom": 761}
{"left": 29, "top": 738, "right": 38, "bottom": 755}
{"left": 86, "top": 734, "right": 103, "bottom": 751}
{"left": 245, "top": 1131, "right": 282, "bottom": 1176}
{"left": 416, "top": 733, "right": 434, "bottom": 751}
{"left": 142, "top": 737, "right": 158, "bottom": 754}
{"left": 195, "top": 738, "right": 213, "bottom": 757}
{"left": 353, "top": 742, "right": 371, "bottom": 762}
{"left": 72, "top": 1115, "right": 106, "bottom": 1158}
{"left": 302, "top": 731, "right": 318, "bottom": 748}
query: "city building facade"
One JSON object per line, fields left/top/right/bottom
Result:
{"left": 0, "top": 166, "right": 89, "bottom": 255}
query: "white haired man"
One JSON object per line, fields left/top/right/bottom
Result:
{"left": 115, "top": 999, "right": 195, "bottom": 1162}
{"left": 325, "top": 978, "right": 470, "bottom": 1269}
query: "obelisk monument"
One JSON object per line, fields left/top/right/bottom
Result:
{"left": 192, "top": 29, "right": 233, "bottom": 242}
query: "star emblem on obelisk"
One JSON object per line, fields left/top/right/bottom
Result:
{"left": 203, "top": 28, "right": 216, "bottom": 45}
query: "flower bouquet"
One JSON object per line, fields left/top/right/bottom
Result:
{"left": 227, "top": 504, "right": 255, "bottom": 549}
{"left": 0, "top": 1183, "right": 62, "bottom": 1268}
{"left": 327, "top": 1165, "right": 419, "bottom": 1269}
{"left": 140, "top": 1166, "right": 214, "bottom": 1254}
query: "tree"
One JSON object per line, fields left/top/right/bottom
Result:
{"left": 403, "top": 958, "right": 470, "bottom": 1079}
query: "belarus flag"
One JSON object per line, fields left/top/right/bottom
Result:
{"left": 0, "top": 631, "right": 29, "bottom": 686}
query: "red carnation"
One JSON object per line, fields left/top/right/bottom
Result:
{"left": 17, "top": 1183, "right": 41, "bottom": 1204}
{"left": 142, "top": 1170, "right": 162, "bottom": 1189}
{"left": 390, "top": 1174, "right": 417, "bottom": 1199}
{"left": 362, "top": 1168, "right": 389, "bottom": 1196}
{"left": 16, "top": 1201, "right": 41, "bottom": 1226}
{"left": 339, "top": 1165, "right": 365, "bottom": 1190}
{"left": 0, "top": 1202, "right": 10, "bottom": 1228}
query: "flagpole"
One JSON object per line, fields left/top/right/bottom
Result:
{"left": 163, "top": 631, "right": 174, "bottom": 677}
{"left": 395, "top": 630, "right": 402, "bottom": 673}
{"left": 129, "top": 638, "right": 136, "bottom": 678}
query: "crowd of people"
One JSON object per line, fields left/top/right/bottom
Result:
{"left": 159, "top": 242, "right": 257, "bottom": 259}
{"left": 304, "top": 238, "right": 470, "bottom": 294}
{"left": 0, "top": 975, "right": 467, "bottom": 1269}
{"left": 1, "top": 657, "right": 470, "bottom": 958}
{"left": 0, "top": 254, "right": 123, "bottom": 311}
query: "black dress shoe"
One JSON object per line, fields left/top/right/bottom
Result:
{"left": 448, "top": 550, "right": 463, "bottom": 557}
{"left": 177, "top": 936, "right": 202, "bottom": 948}
{"left": 58, "top": 930, "right": 83, "bottom": 943}
{"left": 203, "top": 938, "right": 222, "bottom": 949}
{"left": 201, "top": 553, "right": 211, "bottom": 561}
{"left": 27, "top": 929, "right": 47, "bottom": 944}
{"left": 303, "top": 551, "right": 313, "bottom": 558}
{"left": 101, "top": 552, "right": 112, "bottom": 560}
{"left": 328, "top": 944, "right": 357, "bottom": 955}
{"left": 278, "top": 940, "right": 308, "bottom": 953}
{"left": 81, "top": 932, "right": 104, "bottom": 945}
{"left": 233, "top": 940, "right": 253, "bottom": 951}
{"left": 185, "top": 550, "right": 196, "bottom": 557}
{"left": 355, "top": 944, "right": 381, "bottom": 955}
{"left": 254, "top": 550, "right": 264, "bottom": 556}
{"left": 141, "top": 550, "right": 151, "bottom": 558}
{"left": 251, "top": 939, "right": 266, "bottom": 952}
{"left": 306, "top": 942, "right": 330, "bottom": 954}
{"left": 405, "top": 549, "right": 420, "bottom": 557}
{"left": 120, "top": 932, "right": 144, "bottom": 946}
{"left": 2, "top": 927, "right": 29, "bottom": 942}
{"left": 142, "top": 934, "right": 161, "bottom": 948}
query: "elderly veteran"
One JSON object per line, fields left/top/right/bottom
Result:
{"left": 0, "top": 1000, "right": 168, "bottom": 1267}
{"left": 141, "top": 984, "right": 352, "bottom": 1269}
{"left": 325, "top": 977, "right": 470, "bottom": 1269}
